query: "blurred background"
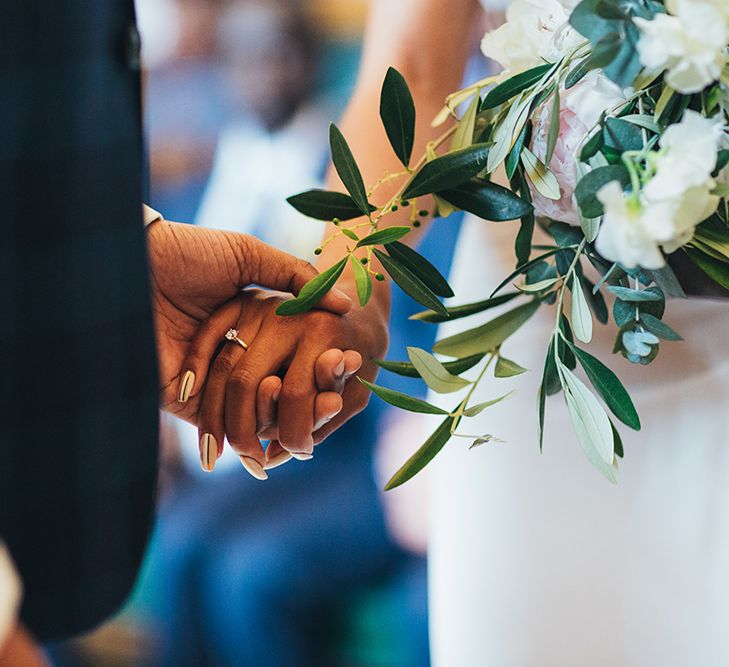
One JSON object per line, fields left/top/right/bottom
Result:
{"left": 46, "top": 1, "right": 467, "bottom": 665}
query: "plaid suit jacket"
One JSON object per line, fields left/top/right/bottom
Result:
{"left": 0, "top": 1, "right": 159, "bottom": 641}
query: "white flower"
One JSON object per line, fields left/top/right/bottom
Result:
{"left": 480, "top": 0, "right": 582, "bottom": 74}
{"left": 595, "top": 181, "right": 666, "bottom": 269}
{"left": 530, "top": 72, "right": 627, "bottom": 225}
{"left": 643, "top": 111, "right": 724, "bottom": 201}
{"left": 634, "top": 0, "right": 729, "bottom": 94}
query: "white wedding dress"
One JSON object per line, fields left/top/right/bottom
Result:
{"left": 428, "top": 215, "right": 729, "bottom": 666}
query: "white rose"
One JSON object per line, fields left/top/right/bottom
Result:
{"left": 635, "top": 0, "right": 729, "bottom": 94}
{"left": 481, "top": 0, "right": 582, "bottom": 74}
{"left": 643, "top": 110, "right": 724, "bottom": 202}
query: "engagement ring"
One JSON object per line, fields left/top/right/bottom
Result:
{"left": 224, "top": 328, "right": 249, "bottom": 351}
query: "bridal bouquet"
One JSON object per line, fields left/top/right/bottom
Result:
{"left": 284, "top": 0, "right": 729, "bottom": 484}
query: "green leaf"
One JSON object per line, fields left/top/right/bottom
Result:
{"left": 276, "top": 258, "right": 348, "bottom": 315}
{"left": 621, "top": 114, "right": 661, "bottom": 134}
{"left": 685, "top": 248, "right": 729, "bottom": 291}
{"left": 570, "top": 0, "right": 621, "bottom": 42}
{"left": 287, "top": 189, "right": 375, "bottom": 221}
{"left": 490, "top": 248, "right": 564, "bottom": 297}
{"left": 375, "top": 353, "right": 485, "bottom": 378}
{"left": 494, "top": 356, "right": 528, "bottom": 378}
{"left": 407, "top": 347, "right": 472, "bottom": 394}
{"left": 481, "top": 64, "right": 552, "bottom": 110}
{"left": 567, "top": 342, "right": 641, "bottom": 430}
{"left": 380, "top": 67, "right": 416, "bottom": 168}
{"left": 571, "top": 275, "right": 593, "bottom": 344}
{"left": 574, "top": 165, "right": 630, "bottom": 218}
{"left": 545, "top": 88, "right": 561, "bottom": 165}
{"left": 351, "top": 256, "right": 372, "bottom": 307}
{"left": 607, "top": 286, "right": 663, "bottom": 302}
{"left": 560, "top": 363, "right": 615, "bottom": 466}
{"left": 514, "top": 168, "right": 535, "bottom": 266}
{"left": 385, "top": 414, "right": 459, "bottom": 490}
{"left": 516, "top": 277, "right": 559, "bottom": 293}
{"left": 588, "top": 30, "right": 622, "bottom": 67}
{"left": 521, "top": 147, "right": 560, "bottom": 200}
{"left": 463, "top": 392, "right": 514, "bottom": 416}
{"left": 450, "top": 93, "right": 480, "bottom": 151}
{"left": 639, "top": 313, "right": 683, "bottom": 341}
{"left": 433, "top": 300, "right": 540, "bottom": 358}
{"left": 611, "top": 420, "right": 624, "bottom": 459}
{"left": 385, "top": 241, "right": 454, "bottom": 298}
{"left": 356, "top": 226, "right": 411, "bottom": 247}
{"left": 648, "top": 264, "right": 686, "bottom": 299}
{"left": 373, "top": 248, "right": 448, "bottom": 316}
{"left": 410, "top": 292, "right": 521, "bottom": 323}
{"left": 505, "top": 122, "right": 531, "bottom": 181}
{"left": 604, "top": 117, "right": 643, "bottom": 153}
{"left": 565, "top": 59, "right": 591, "bottom": 89}
{"left": 330, "top": 123, "right": 370, "bottom": 216}
{"left": 359, "top": 378, "right": 449, "bottom": 415}
{"left": 438, "top": 180, "right": 533, "bottom": 222}
{"left": 402, "top": 144, "right": 490, "bottom": 200}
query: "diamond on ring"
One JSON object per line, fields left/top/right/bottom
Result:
{"left": 224, "top": 328, "right": 249, "bottom": 351}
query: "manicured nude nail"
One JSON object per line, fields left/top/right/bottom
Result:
{"left": 240, "top": 456, "right": 268, "bottom": 480}
{"left": 333, "top": 360, "right": 345, "bottom": 378}
{"left": 178, "top": 370, "right": 195, "bottom": 403}
{"left": 264, "top": 450, "right": 293, "bottom": 470}
{"left": 291, "top": 452, "right": 314, "bottom": 461}
{"left": 200, "top": 433, "right": 217, "bottom": 473}
{"left": 272, "top": 384, "right": 282, "bottom": 402}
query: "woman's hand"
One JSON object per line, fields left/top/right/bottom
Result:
{"left": 179, "top": 289, "right": 389, "bottom": 479}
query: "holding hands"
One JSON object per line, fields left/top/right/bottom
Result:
{"left": 148, "top": 220, "right": 386, "bottom": 477}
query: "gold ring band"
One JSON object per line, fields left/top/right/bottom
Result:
{"left": 224, "top": 328, "right": 249, "bottom": 351}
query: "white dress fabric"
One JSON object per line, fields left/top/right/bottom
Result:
{"left": 428, "top": 215, "right": 729, "bottom": 667}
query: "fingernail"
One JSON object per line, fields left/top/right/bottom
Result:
{"left": 200, "top": 433, "right": 217, "bottom": 473}
{"left": 332, "top": 288, "right": 352, "bottom": 304}
{"left": 264, "top": 450, "right": 293, "bottom": 470}
{"left": 291, "top": 452, "right": 314, "bottom": 461}
{"left": 240, "top": 456, "right": 268, "bottom": 480}
{"left": 333, "top": 360, "right": 345, "bottom": 378}
{"left": 178, "top": 370, "right": 195, "bottom": 403}
{"left": 272, "top": 384, "right": 282, "bottom": 402}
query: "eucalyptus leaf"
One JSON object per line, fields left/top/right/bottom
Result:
{"left": 639, "top": 313, "right": 683, "bottom": 341}
{"left": 386, "top": 241, "right": 454, "bottom": 298}
{"left": 385, "top": 413, "right": 459, "bottom": 490}
{"left": 402, "top": 144, "right": 490, "bottom": 200}
{"left": 574, "top": 165, "right": 630, "bottom": 218}
{"left": 373, "top": 249, "right": 448, "bottom": 316}
{"left": 351, "top": 256, "right": 372, "bottom": 307}
{"left": 607, "top": 286, "right": 663, "bottom": 302}
{"left": 433, "top": 300, "right": 540, "bottom": 358}
{"left": 330, "top": 124, "right": 370, "bottom": 216}
{"left": 411, "top": 292, "right": 521, "bottom": 323}
{"left": 438, "top": 180, "right": 533, "bottom": 222}
{"left": 356, "top": 226, "right": 411, "bottom": 247}
{"left": 358, "top": 378, "right": 449, "bottom": 415}
{"left": 494, "top": 356, "right": 528, "bottom": 378}
{"left": 287, "top": 189, "right": 376, "bottom": 221}
{"left": 407, "top": 347, "right": 472, "bottom": 394}
{"left": 375, "top": 353, "right": 485, "bottom": 378}
{"left": 276, "top": 258, "right": 348, "bottom": 315}
{"left": 380, "top": 67, "right": 416, "bottom": 167}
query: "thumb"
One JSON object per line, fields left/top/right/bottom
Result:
{"left": 237, "top": 235, "right": 352, "bottom": 315}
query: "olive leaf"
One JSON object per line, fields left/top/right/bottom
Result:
{"left": 350, "top": 256, "right": 372, "bottom": 307}
{"left": 385, "top": 413, "right": 460, "bottom": 490}
{"left": 480, "top": 63, "right": 552, "bottom": 109}
{"left": 402, "top": 144, "right": 490, "bottom": 200}
{"left": 410, "top": 292, "right": 521, "bottom": 323}
{"left": 437, "top": 180, "right": 533, "bottom": 222}
{"left": 375, "top": 353, "right": 485, "bottom": 378}
{"left": 373, "top": 249, "right": 448, "bottom": 316}
{"left": 494, "top": 356, "right": 528, "bottom": 378}
{"left": 380, "top": 67, "right": 416, "bottom": 167}
{"left": 356, "top": 226, "right": 411, "bottom": 247}
{"left": 433, "top": 300, "right": 540, "bottom": 358}
{"left": 407, "top": 347, "right": 472, "bottom": 394}
{"left": 358, "top": 378, "right": 449, "bottom": 415}
{"left": 276, "top": 257, "right": 348, "bottom": 315}
{"left": 571, "top": 275, "right": 593, "bottom": 344}
{"left": 463, "top": 391, "right": 514, "bottom": 416}
{"left": 329, "top": 123, "right": 370, "bottom": 216}
{"left": 385, "top": 241, "right": 454, "bottom": 298}
{"left": 287, "top": 189, "right": 375, "bottom": 221}
{"left": 521, "top": 147, "right": 560, "bottom": 200}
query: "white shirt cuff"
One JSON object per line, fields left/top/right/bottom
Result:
{"left": 143, "top": 204, "right": 163, "bottom": 227}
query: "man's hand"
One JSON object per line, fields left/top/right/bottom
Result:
{"left": 147, "top": 220, "right": 352, "bottom": 420}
